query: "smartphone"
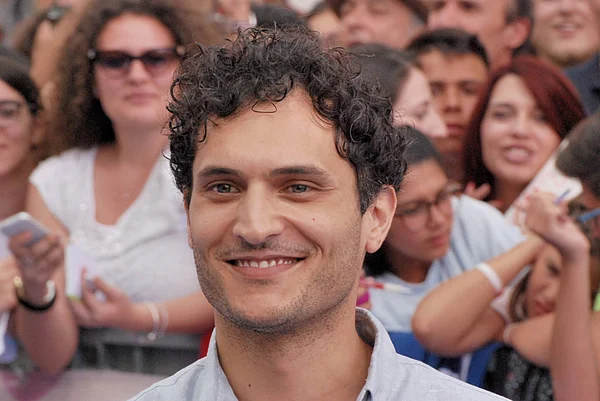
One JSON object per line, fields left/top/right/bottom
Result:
{"left": 0, "top": 212, "right": 50, "bottom": 247}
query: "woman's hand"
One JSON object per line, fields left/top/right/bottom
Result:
{"left": 8, "top": 232, "right": 64, "bottom": 304}
{"left": 69, "top": 270, "right": 143, "bottom": 331}
{"left": 0, "top": 258, "right": 19, "bottom": 313}
{"left": 525, "top": 192, "right": 590, "bottom": 261}
{"left": 464, "top": 182, "right": 503, "bottom": 209}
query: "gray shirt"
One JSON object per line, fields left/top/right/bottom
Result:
{"left": 128, "top": 309, "right": 507, "bottom": 401}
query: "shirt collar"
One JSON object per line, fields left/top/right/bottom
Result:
{"left": 204, "top": 308, "right": 399, "bottom": 401}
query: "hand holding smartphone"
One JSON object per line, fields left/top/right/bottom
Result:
{"left": 0, "top": 212, "right": 50, "bottom": 247}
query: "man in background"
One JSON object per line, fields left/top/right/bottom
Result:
{"left": 426, "top": 0, "right": 532, "bottom": 68}
{"left": 407, "top": 28, "right": 489, "bottom": 182}
{"left": 328, "top": 0, "right": 427, "bottom": 48}
{"left": 530, "top": 0, "right": 599, "bottom": 69}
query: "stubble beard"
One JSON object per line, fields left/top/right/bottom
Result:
{"left": 190, "top": 222, "right": 364, "bottom": 339}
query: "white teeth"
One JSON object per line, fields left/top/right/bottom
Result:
{"left": 235, "top": 258, "right": 298, "bottom": 268}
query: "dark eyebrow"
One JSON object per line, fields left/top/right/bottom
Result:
{"left": 195, "top": 165, "right": 333, "bottom": 181}
{"left": 196, "top": 166, "right": 242, "bottom": 179}
{"left": 270, "top": 165, "right": 332, "bottom": 180}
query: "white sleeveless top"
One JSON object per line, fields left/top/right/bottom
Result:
{"left": 30, "top": 148, "right": 200, "bottom": 302}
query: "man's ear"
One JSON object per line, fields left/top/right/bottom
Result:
{"left": 363, "top": 186, "right": 397, "bottom": 254}
{"left": 505, "top": 17, "right": 531, "bottom": 51}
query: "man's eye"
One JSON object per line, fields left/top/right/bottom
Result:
{"left": 288, "top": 184, "right": 310, "bottom": 194}
{"left": 211, "top": 183, "right": 237, "bottom": 193}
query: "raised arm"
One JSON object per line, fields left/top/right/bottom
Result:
{"left": 525, "top": 193, "right": 600, "bottom": 401}
{"left": 12, "top": 184, "right": 78, "bottom": 374}
{"left": 412, "top": 236, "right": 543, "bottom": 356}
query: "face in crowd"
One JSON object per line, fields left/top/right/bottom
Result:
{"left": 480, "top": 73, "right": 561, "bottom": 190}
{"left": 427, "top": 0, "right": 530, "bottom": 67}
{"left": 307, "top": 6, "right": 345, "bottom": 48}
{"left": 186, "top": 92, "right": 389, "bottom": 330}
{"left": 91, "top": 13, "right": 181, "bottom": 130}
{"left": 394, "top": 67, "right": 448, "bottom": 139}
{"left": 0, "top": 79, "right": 40, "bottom": 179}
{"left": 339, "top": 0, "right": 423, "bottom": 49}
{"left": 417, "top": 49, "right": 487, "bottom": 161}
{"left": 531, "top": 0, "right": 599, "bottom": 68}
{"left": 385, "top": 159, "right": 456, "bottom": 267}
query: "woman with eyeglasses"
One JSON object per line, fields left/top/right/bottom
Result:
{"left": 362, "top": 127, "right": 523, "bottom": 386}
{"left": 9, "top": 0, "right": 220, "bottom": 375}
{"left": 413, "top": 114, "right": 600, "bottom": 401}
{"left": 412, "top": 189, "right": 600, "bottom": 400}
{"left": 0, "top": 56, "right": 76, "bottom": 373}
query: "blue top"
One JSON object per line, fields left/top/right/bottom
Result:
{"left": 370, "top": 196, "right": 523, "bottom": 386}
{"left": 565, "top": 52, "right": 600, "bottom": 116}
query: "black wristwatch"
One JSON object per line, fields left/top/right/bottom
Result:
{"left": 14, "top": 277, "right": 57, "bottom": 313}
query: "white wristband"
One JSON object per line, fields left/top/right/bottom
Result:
{"left": 476, "top": 262, "right": 503, "bottom": 294}
{"left": 144, "top": 302, "right": 162, "bottom": 342}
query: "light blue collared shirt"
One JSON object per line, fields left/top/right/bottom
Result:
{"left": 128, "top": 309, "right": 507, "bottom": 401}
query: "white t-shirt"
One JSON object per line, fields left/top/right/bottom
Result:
{"left": 370, "top": 196, "right": 524, "bottom": 332}
{"left": 30, "top": 148, "right": 200, "bottom": 302}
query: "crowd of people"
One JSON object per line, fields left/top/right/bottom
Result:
{"left": 0, "top": 0, "right": 599, "bottom": 400}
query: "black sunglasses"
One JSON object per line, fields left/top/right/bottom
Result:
{"left": 87, "top": 46, "right": 185, "bottom": 78}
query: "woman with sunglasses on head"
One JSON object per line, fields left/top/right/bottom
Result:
{"left": 0, "top": 56, "right": 73, "bottom": 373}
{"left": 363, "top": 127, "right": 523, "bottom": 386}
{"left": 462, "top": 56, "right": 585, "bottom": 212}
{"left": 10, "top": 0, "right": 220, "bottom": 375}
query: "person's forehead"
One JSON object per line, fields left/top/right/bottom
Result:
{"left": 419, "top": 51, "right": 487, "bottom": 79}
{"left": 194, "top": 92, "right": 347, "bottom": 174}
{"left": 333, "top": 0, "right": 428, "bottom": 20}
{"left": 397, "top": 161, "right": 448, "bottom": 201}
{"left": 0, "top": 80, "right": 27, "bottom": 102}
{"left": 488, "top": 74, "right": 535, "bottom": 105}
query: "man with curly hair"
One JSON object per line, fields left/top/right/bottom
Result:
{"left": 129, "top": 26, "right": 506, "bottom": 401}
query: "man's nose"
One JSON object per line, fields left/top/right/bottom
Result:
{"left": 232, "top": 186, "right": 285, "bottom": 245}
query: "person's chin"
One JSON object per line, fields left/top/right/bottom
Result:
{"left": 223, "top": 303, "right": 298, "bottom": 333}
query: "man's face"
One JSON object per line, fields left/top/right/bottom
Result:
{"left": 427, "top": 0, "right": 518, "bottom": 67}
{"left": 531, "top": 0, "right": 600, "bottom": 68}
{"left": 186, "top": 91, "right": 372, "bottom": 332}
{"left": 418, "top": 50, "right": 488, "bottom": 169}
{"left": 339, "top": 0, "right": 422, "bottom": 48}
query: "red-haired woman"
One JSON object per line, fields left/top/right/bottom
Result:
{"left": 462, "top": 56, "right": 585, "bottom": 211}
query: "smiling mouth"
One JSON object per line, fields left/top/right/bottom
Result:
{"left": 228, "top": 258, "right": 303, "bottom": 269}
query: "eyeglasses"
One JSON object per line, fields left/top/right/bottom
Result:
{"left": 87, "top": 46, "right": 185, "bottom": 79}
{"left": 395, "top": 183, "right": 462, "bottom": 231}
{"left": 0, "top": 100, "right": 30, "bottom": 129}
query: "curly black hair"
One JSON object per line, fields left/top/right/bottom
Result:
{"left": 168, "top": 26, "right": 407, "bottom": 214}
